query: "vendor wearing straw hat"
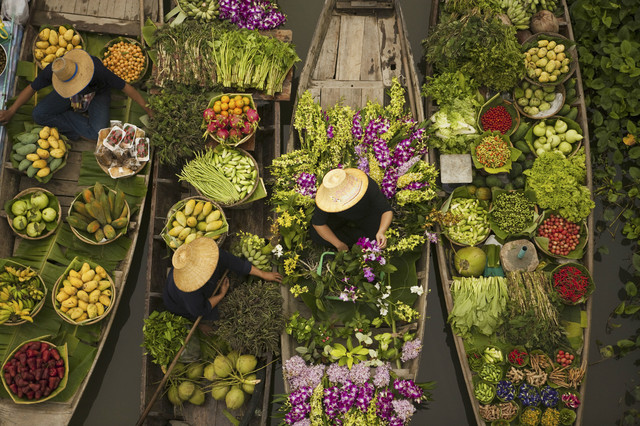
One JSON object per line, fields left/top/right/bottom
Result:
{"left": 0, "top": 49, "right": 152, "bottom": 140}
{"left": 310, "top": 168, "right": 393, "bottom": 251}
{"left": 163, "top": 237, "right": 282, "bottom": 321}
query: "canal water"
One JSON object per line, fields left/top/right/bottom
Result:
{"left": 71, "top": 1, "right": 637, "bottom": 424}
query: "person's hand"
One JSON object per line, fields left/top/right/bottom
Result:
{"left": 376, "top": 231, "right": 387, "bottom": 249}
{"left": 218, "top": 277, "right": 230, "bottom": 296}
{"left": 0, "top": 109, "right": 15, "bottom": 124}
{"left": 261, "top": 271, "right": 283, "bottom": 283}
{"left": 144, "top": 105, "right": 154, "bottom": 119}
{"left": 335, "top": 241, "right": 349, "bottom": 252}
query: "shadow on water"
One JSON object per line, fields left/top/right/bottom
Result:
{"left": 70, "top": 1, "right": 639, "bottom": 424}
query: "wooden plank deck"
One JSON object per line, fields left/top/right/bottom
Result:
{"left": 29, "top": 0, "right": 161, "bottom": 37}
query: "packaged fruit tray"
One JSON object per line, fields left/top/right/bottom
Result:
{"left": 95, "top": 124, "right": 148, "bottom": 179}
{"left": 33, "top": 25, "right": 85, "bottom": 69}
{"left": 4, "top": 188, "right": 61, "bottom": 240}
{"left": 67, "top": 182, "right": 130, "bottom": 245}
{"left": 0, "top": 259, "right": 47, "bottom": 326}
{"left": 203, "top": 93, "right": 259, "bottom": 147}
{"left": 161, "top": 196, "right": 228, "bottom": 251}
{"left": 100, "top": 37, "right": 149, "bottom": 84}
{"left": 1, "top": 337, "right": 68, "bottom": 403}
{"left": 10, "top": 125, "right": 69, "bottom": 183}
{"left": 52, "top": 257, "right": 115, "bottom": 325}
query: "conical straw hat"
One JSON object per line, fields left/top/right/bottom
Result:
{"left": 172, "top": 237, "right": 219, "bottom": 292}
{"left": 315, "top": 168, "right": 369, "bottom": 213}
{"left": 51, "top": 49, "right": 95, "bottom": 98}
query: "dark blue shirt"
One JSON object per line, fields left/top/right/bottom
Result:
{"left": 162, "top": 249, "right": 252, "bottom": 321}
{"left": 31, "top": 55, "right": 126, "bottom": 94}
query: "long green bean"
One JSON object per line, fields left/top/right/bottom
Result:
{"left": 178, "top": 149, "right": 239, "bottom": 203}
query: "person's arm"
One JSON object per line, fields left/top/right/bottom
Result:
{"left": 0, "top": 85, "right": 36, "bottom": 124}
{"left": 376, "top": 210, "right": 393, "bottom": 249}
{"left": 207, "top": 276, "right": 230, "bottom": 308}
{"left": 249, "top": 265, "right": 283, "bottom": 282}
{"left": 122, "top": 83, "right": 153, "bottom": 118}
{"left": 313, "top": 224, "right": 349, "bottom": 251}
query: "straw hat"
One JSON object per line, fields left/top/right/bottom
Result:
{"left": 172, "top": 237, "right": 220, "bottom": 292}
{"left": 315, "top": 168, "right": 369, "bottom": 213}
{"left": 51, "top": 49, "right": 95, "bottom": 98}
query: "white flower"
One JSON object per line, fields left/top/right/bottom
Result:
{"left": 365, "top": 358, "right": 384, "bottom": 367}
{"left": 374, "top": 282, "right": 380, "bottom": 290}
{"left": 272, "top": 244, "right": 283, "bottom": 258}
{"left": 368, "top": 349, "right": 379, "bottom": 358}
{"left": 381, "top": 292, "right": 390, "bottom": 300}
{"left": 410, "top": 285, "right": 424, "bottom": 296}
{"left": 379, "top": 307, "right": 388, "bottom": 316}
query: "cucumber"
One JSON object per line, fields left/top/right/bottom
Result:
{"left": 565, "top": 107, "right": 578, "bottom": 121}
{"left": 511, "top": 121, "right": 530, "bottom": 142}
{"left": 515, "top": 140, "right": 531, "bottom": 154}
{"left": 557, "top": 104, "right": 571, "bottom": 116}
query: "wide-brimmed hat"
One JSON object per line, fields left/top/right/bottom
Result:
{"left": 51, "top": 49, "right": 94, "bottom": 98}
{"left": 315, "top": 168, "right": 369, "bottom": 213}
{"left": 172, "top": 237, "right": 219, "bottom": 292}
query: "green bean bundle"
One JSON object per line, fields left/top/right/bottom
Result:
{"left": 178, "top": 149, "right": 240, "bottom": 204}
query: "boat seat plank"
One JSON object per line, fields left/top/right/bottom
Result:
{"left": 361, "top": 87, "right": 384, "bottom": 106}
{"left": 30, "top": 11, "right": 144, "bottom": 37}
{"left": 336, "top": 0, "right": 394, "bottom": 9}
{"left": 360, "top": 15, "right": 382, "bottom": 81}
{"left": 336, "top": 15, "right": 366, "bottom": 81}
{"left": 378, "top": 15, "right": 403, "bottom": 86}
{"left": 309, "top": 80, "right": 386, "bottom": 89}
{"left": 319, "top": 87, "right": 343, "bottom": 110}
{"left": 312, "top": 15, "right": 341, "bottom": 81}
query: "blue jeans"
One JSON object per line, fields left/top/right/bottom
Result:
{"left": 32, "top": 90, "right": 111, "bottom": 140}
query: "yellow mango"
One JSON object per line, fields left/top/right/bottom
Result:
{"left": 38, "top": 28, "right": 50, "bottom": 41}
{"left": 39, "top": 126, "right": 50, "bottom": 139}
{"left": 95, "top": 265, "right": 106, "bottom": 277}
{"left": 34, "top": 49, "right": 45, "bottom": 60}
{"left": 58, "top": 26, "right": 67, "bottom": 35}
{"left": 98, "top": 280, "right": 111, "bottom": 291}
{"left": 80, "top": 262, "right": 91, "bottom": 274}
{"left": 68, "top": 270, "right": 80, "bottom": 278}
{"left": 58, "top": 38, "right": 67, "bottom": 48}
{"left": 87, "top": 303, "right": 98, "bottom": 319}
{"left": 71, "top": 34, "right": 81, "bottom": 46}
{"left": 35, "top": 40, "right": 49, "bottom": 49}
{"left": 41, "top": 61, "right": 51, "bottom": 68}
{"left": 62, "top": 284, "right": 77, "bottom": 296}
{"left": 96, "top": 302, "right": 104, "bottom": 316}
{"left": 76, "top": 312, "right": 88, "bottom": 322}
{"left": 26, "top": 153, "right": 40, "bottom": 162}
{"left": 63, "top": 29, "right": 74, "bottom": 41}
{"left": 49, "top": 148, "right": 65, "bottom": 159}
{"left": 43, "top": 54, "right": 56, "bottom": 63}
{"left": 49, "top": 30, "right": 58, "bottom": 46}
{"left": 55, "top": 47, "right": 66, "bottom": 57}
{"left": 81, "top": 269, "right": 96, "bottom": 282}
{"left": 75, "top": 45, "right": 82, "bottom": 49}
{"left": 61, "top": 297, "right": 77, "bottom": 309}
{"left": 69, "top": 307, "right": 83, "bottom": 320}
{"left": 101, "top": 289, "right": 112, "bottom": 297}
{"left": 82, "top": 280, "right": 98, "bottom": 293}
{"left": 76, "top": 290, "right": 89, "bottom": 303}
{"left": 59, "top": 305, "right": 69, "bottom": 313}
{"left": 37, "top": 139, "right": 49, "bottom": 149}
{"left": 68, "top": 276, "right": 84, "bottom": 288}
{"left": 77, "top": 299, "right": 88, "bottom": 311}
{"left": 89, "top": 289, "right": 101, "bottom": 304}
{"left": 99, "top": 295, "right": 111, "bottom": 307}
{"left": 45, "top": 45, "right": 57, "bottom": 55}
{"left": 56, "top": 291, "right": 69, "bottom": 302}
{"left": 36, "top": 148, "right": 49, "bottom": 159}
{"left": 206, "top": 220, "right": 223, "bottom": 232}
{"left": 32, "top": 159, "right": 47, "bottom": 169}
{"left": 66, "top": 43, "right": 73, "bottom": 51}
{"left": 36, "top": 167, "right": 50, "bottom": 178}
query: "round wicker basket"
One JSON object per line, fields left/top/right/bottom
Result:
{"left": 5, "top": 187, "right": 62, "bottom": 240}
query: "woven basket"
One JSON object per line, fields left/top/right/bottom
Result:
{"left": 513, "top": 82, "right": 566, "bottom": 120}
{"left": 161, "top": 196, "right": 228, "bottom": 251}
{"left": 203, "top": 93, "right": 259, "bottom": 148}
{"left": 100, "top": 37, "right": 149, "bottom": 84}
{"left": 51, "top": 257, "right": 116, "bottom": 325}
{"left": 522, "top": 32, "right": 577, "bottom": 87}
{"left": 1, "top": 260, "right": 47, "bottom": 326}
{"left": 67, "top": 185, "right": 130, "bottom": 245}
{"left": 1, "top": 338, "right": 68, "bottom": 403}
{"left": 5, "top": 187, "right": 61, "bottom": 240}
{"left": 32, "top": 25, "right": 85, "bottom": 70}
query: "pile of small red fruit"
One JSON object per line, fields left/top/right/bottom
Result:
{"left": 556, "top": 349, "right": 575, "bottom": 367}
{"left": 2, "top": 341, "right": 65, "bottom": 400}
{"left": 480, "top": 105, "right": 512, "bottom": 134}
{"left": 536, "top": 214, "right": 581, "bottom": 256}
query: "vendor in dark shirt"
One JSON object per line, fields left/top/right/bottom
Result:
{"left": 163, "top": 237, "right": 282, "bottom": 322}
{"left": 310, "top": 168, "right": 393, "bottom": 251}
{"left": 0, "top": 49, "right": 152, "bottom": 140}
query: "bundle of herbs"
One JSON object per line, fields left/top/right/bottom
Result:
{"left": 141, "top": 310, "right": 193, "bottom": 367}
{"left": 423, "top": 12, "right": 524, "bottom": 92}
{"left": 215, "top": 279, "right": 285, "bottom": 356}
{"left": 501, "top": 271, "right": 568, "bottom": 353}
{"left": 148, "top": 85, "right": 210, "bottom": 165}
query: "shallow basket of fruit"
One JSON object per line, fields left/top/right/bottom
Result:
{"left": 513, "top": 80, "right": 566, "bottom": 119}
{"left": 52, "top": 257, "right": 115, "bottom": 325}
{"left": 4, "top": 188, "right": 61, "bottom": 240}
{"left": 534, "top": 211, "right": 588, "bottom": 259}
{"left": 525, "top": 116, "right": 583, "bottom": 157}
{"left": 550, "top": 262, "right": 594, "bottom": 305}
{"left": 176, "top": 0, "right": 220, "bottom": 22}
{"left": 522, "top": 32, "right": 577, "bottom": 87}
{"left": 161, "top": 196, "right": 228, "bottom": 251}
{"left": 0, "top": 260, "right": 47, "bottom": 326}
{"left": 67, "top": 182, "right": 130, "bottom": 245}
{"left": 477, "top": 93, "right": 520, "bottom": 137}
{"left": 202, "top": 93, "right": 259, "bottom": 148}
{"left": 471, "top": 131, "right": 521, "bottom": 175}
{"left": 10, "top": 125, "right": 69, "bottom": 183}
{"left": 440, "top": 187, "right": 491, "bottom": 247}
{"left": 488, "top": 188, "right": 540, "bottom": 242}
{"left": 100, "top": 37, "right": 148, "bottom": 84}
{"left": 33, "top": 25, "right": 84, "bottom": 69}
{"left": 1, "top": 337, "right": 68, "bottom": 403}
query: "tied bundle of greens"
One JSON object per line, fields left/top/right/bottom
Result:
{"left": 178, "top": 149, "right": 241, "bottom": 204}
{"left": 142, "top": 310, "right": 193, "bottom": 367}
{"left": 449, "top": 276, "right": 509, "bottom": 338}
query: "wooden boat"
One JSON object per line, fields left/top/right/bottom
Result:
{"left": 426, "top": 0, "right": 593, "bottom": 424}
{"left": 281, "top": 0, "right": 429, "bottom": 386}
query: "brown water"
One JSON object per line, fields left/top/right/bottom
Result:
{"left": 71, "top": 1, "right": 637, "bottom": 425}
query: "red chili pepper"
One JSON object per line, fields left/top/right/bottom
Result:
{"left": 553, "top": 266, "right": 589, "bottom": 303}
{"left": 481, "top": 106, "right": 512, "bottom": 134}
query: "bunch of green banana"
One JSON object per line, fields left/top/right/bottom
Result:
{"left": 0, "top": 265, "right": 45, "bottom": 324}
{"left": 500, "top": 0, "right": 533, "bottom": 30}
{"left": 178, "top": 0, "right": 219, "bottom": 22}
{"left": 232, "top": 231, "right": 273, "bottom": 272}
{"left": 528, "top": 0, "right": 558, "bottom": 13}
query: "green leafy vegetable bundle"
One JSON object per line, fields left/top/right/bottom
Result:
{"left": 449, "top": 276, "right": 508, "bottom": 338}
{"left": 142, "top": 310, "right": 193, "bottom": 367}
{"left": 524, "top": 148, "right": 595, "bottom": 223}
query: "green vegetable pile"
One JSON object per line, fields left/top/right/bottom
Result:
{"left": 423, "top": 13, "right": 524, "bottom": 92}
{"left": 491, "top": 191, "right": 535, "bottom": 233}
{"left": 142, "top": 310, "right": 193, "bottom": 367}
{"left": 449, "top": 276, "right": 509, "bottom": 338}
{"left": 523, "top": 148, "right": 594, "bottom": 222}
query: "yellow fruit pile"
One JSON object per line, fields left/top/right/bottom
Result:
{"left": 102, "top": 40, "right": 146, "bottom": 83}
{"left": 12, "top": 126, "right": 67, "bottom": 179}
{"left": 34, "top": 26, "right": 83, "bottom": 68}
{"left": 55, "top": 262, "right": 112, "bottom": 323}
{"left": 165, "top": 199, "right": 225, "bottom": 250}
